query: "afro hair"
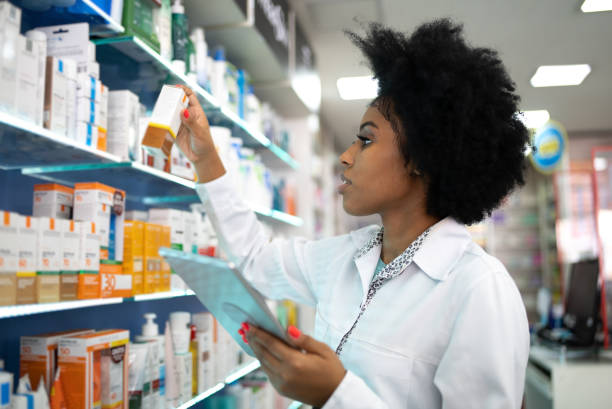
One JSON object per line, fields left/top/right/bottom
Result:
{"left": 347, "top": 19, "right": 530, "bottom": 225}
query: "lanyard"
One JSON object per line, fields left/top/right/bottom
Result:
{"left": 335, "top": 228, "right": 430, "bottom": 356}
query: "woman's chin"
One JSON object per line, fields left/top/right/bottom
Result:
{"left": 342, "top": 198, "right": 375, "bottom": 217}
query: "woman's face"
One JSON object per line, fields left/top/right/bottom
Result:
{"left": 338, "top": 106, "right": 420, "bottom": 216}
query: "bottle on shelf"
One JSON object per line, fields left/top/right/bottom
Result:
{"left": 171, "top": 0, "right": 189, "bottom": 74}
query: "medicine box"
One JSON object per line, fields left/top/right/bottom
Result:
{"left": 143, "top": 223, "right": 162, "bottom": 293}
{"left": 58, "top": 330, "right": 129, "bottom": 409}
{"left": 76, "top": 121, "right": 99, "bottom": 148}
{"left": 15, "top": 35, "right": 41, "bottom": 124}
{"left": 78, "top": 221, "right": 101, "bottom": 300}
{"left": 160, "top": 225, "right": 171, "bottom": 292}
{"left": 0, "top": 211, "right": 20, "bottom": 306}
{"left": 37, "top": 23, "right": 90, "bottom": 74}
{"left": 77, "top": 97, "right": 100, "bottom": 124}
{"left": 142, "top": 85, "right": 188, "bottom": 159}
{"left": 100, "top": 260, "right": 131, "bottom": 298}
{"left": 59, "top": 219, "right": 81, "bottom": 301}
{"left": 73, "top": 182, "right": 112, "bottom": 254}
{"left": 17, "top": 216, "right": 38, "bottom": 305}
{"left": 36, "top": 217, "right": 61, "bottom": 303}
{"left": 33, "top": 183, "right": 73, "bottom": 219}
{"left": 0, "top": 1, "right": 21, "bottom": 112}
{"left": 77, "top": 72, "right": 102, "bottom": 102}
{"left": 20, "top": 329, "right": 94, "bottom": 393}
{"left": 148, "top": 208, "right": 185, "bottom": 250}
{"left": 44, "top": 56, "right": 68, "bottom": 136}
{"left": 0, "top": 370, "right": 13, "bottom": 409}
{"left": 123, "top": 220, "right": 144, "bottom": 295}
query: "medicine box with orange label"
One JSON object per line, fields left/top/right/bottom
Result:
{"left": 74, "top": 182, "right": 125, "bottom": 262}
{"left": 17, "top": 216, "right": 38, "bottom": 305}
{"left": 99, "top": 261, "right": 131, "bottom": 298}
{"left": 20, "top": 329, "right": 94, "bottom": 394}
{"left": 33, "top": 183, "right": 73, "bottom": 220}
{"left": 36, "top": 217, "right": 61, "bottom": 303}
{"left": 0, "top": 211, "right": 20, "bottom": 306}
{"left": 59, "top": 219, "right": 81, "bottom": 301}
{"left": 78, "top": 221, "right": 101, "bottom": 299}
{"left": 58, "top": 330, "right": 129, "bottom": 409}
{"left": 123, "top": 220, "right": 144, "bottom": 295}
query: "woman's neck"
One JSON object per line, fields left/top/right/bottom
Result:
{"left": 380, "top": 205, "right": 439, "bottom": 264}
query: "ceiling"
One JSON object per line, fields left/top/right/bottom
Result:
{"left": 289, "top": 0, "right": 612, "bottom": 152}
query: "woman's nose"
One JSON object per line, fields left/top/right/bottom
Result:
{"left": 339, "top": 143, "right": 356, "bottom": 167}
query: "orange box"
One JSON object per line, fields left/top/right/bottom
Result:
{"left": 20, "top": 329, "right": 94, "bottom": 393}
{"left": 159, "top": 225, "right": 171, "bottom": 292}
{"left": 143, "top": 257, "right": 160, "bottom": 294}
{"left": 58, "top": 330, "right": 129, "bottom": 409}
{"left": 123, "top": 221, "right": 144, "bottom": 295}
{"left": 78, "top": 273, "right": 100, "bottom": 299}
{"left": 97, "top": 126, "right": 107, "bottom": 151}
{"left": 100, "top": 261, "right": 131, "bottom": 298}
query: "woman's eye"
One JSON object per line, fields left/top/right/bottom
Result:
{"left": 357, "top": 135, "right": 372, "bottom": 147}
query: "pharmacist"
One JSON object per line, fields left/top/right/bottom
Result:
{"left": 176, "top": 19, "right": 530, "bottom": 409}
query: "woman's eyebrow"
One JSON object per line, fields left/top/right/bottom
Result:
{"left": 359, "top": 121, "right": 378, "bottom": 131}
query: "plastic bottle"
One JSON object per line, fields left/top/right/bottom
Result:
{"left": 190, "top": 28, "right": 208, "bottom": 89}
{"left": 189, "top": 324, "right": 197, "bottom": 397}
{"left": 135, "top": 313, "right": 166, "bottom": 409}
{"left": 245, "top": 86, "right": 262, "bottom": 133}
{"left": 171, "top": 0, "right": 189, "bottom": 73}
{"left": 211, "top": 47, "right": 228, "bottom": 104}
{"left": 155, "top": 0, "right": 173, "bottom": 61}
{"left": 186, "top": 36, "right": 197, "bottom": 82}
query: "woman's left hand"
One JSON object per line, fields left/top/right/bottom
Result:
{"left": 240, "top": 323, "right": 346, "bottom": 407}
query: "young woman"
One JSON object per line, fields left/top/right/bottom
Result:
{"left": 175, "top": 19, "right": 530, "bottom": 409}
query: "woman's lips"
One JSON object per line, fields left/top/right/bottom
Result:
{"left": 338, "top": 174, "right": 352, "bottom": 193}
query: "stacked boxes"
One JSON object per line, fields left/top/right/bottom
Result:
{"left": 160, "top": 225, "right": 171, "bottom": 292}
{"left": 100, "top": 261, "right": 131, "bottom": 298}
{"left": 0, "top": 1, "right": 21, "bottom": 112}
{"left": 17, "top": 216, "right": 38, "bottom": 304}
{"left": 123, "top": 220, "right": 144, "bottom": 295}
{"left": 33, "top": 183, "right": 74, "bottom": 219}
{"left": 77, "top": 221, "right": 101, "bottom": 299}
{"left": 36, "top": 217, "right": 61, "bottom": 303}
{"left": 107, "top": 90, "right": 140, "bottom": 161}
{"left": 0, "top": 211, "right": 19, "bottom": 306}
{"left": 44, "top": 56, "right": 68, "bottom": 135}
{"left": 148, "top": 209, "right": 185, "bottom": 250}
{"left": 59, "top": 219, "right": 81, "bottom": 301}
{"left": 143, "top": 223, "right": 162, "bottom": 294}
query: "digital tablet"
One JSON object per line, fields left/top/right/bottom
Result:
{"left": 159, "top": 247, "right": 297, "bottom": 356}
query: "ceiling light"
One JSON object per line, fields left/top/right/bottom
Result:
{"left": 581, "top": 0, "right": 612, "bottom": 12}
{"left": 594, "top": 157, "right": 608, "bottom": 171}
{"left": 518, "top": 110, "right": 550, "bottom": 129}
{"left": 530, "top": 65, "right": 591, "bottom": 87}
{"left": 337, "top": 76, "right": 378, "bottom": 100}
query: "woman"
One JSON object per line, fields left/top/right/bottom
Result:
{"left": 176, "top": 19, "right": 530, "bottom": 408}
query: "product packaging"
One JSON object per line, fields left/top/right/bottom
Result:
{"left": 49, "top": 367, "right": 67, "bottom": 409}
{"left": 36, "top": 217, "right": 61, "bottom": 303}
{"left": 59, "top": 219, "right": 81, "bottom": 301}
{"left": 58, "top": 330, "right": 129, "bottom": 409}
{"left": 17, "top": 216, "right": 38, "bottom": 304}
{"left": 122, "top": 0, "right": 160, "bottom": 53}
{"left": 0, "top": 370, "right": 12, "bottom": 409}
{"left": 123, "top": 220, "right": 144, "bottom": 295}
{"left": 0, "top": 1, "right": 21, "bottom": 113}
{"left": 147, "top": 208, "right": 185, "bottom": 250}
{"left": 107, "top": 90, "right": 140, "bottom": 161}
{"left": 155, "top": 0, "right": 173, "bottom": 61}
{"left": 141, "top": 85, "right": 188, "bottom": 159}
{"left": 73, "top": 182, "right": 125, "bottom": 262}
{"left": 77, "top": 97, "right": 100, "bottom": 125}
{"left": 25, "top": 30, "right": 47, "bottom": 127}
{"left": 160, "top": 225, "right": 171, "bottom": 292}
{"left": 143, "top": 223, "right": 162, "bottom": 293}
{"left": 0, "top": 211, "right": 19, "bottom": 306}
{"left": 76, "top": 72, "right": 102, "bottom": 102}
{"left": 127, "top": 342, "right": 149, "bottom": 409}
{"left": 135, "top": 313, "right": 165, "bottom": 408}
{"left": 100, "top": 260, "right": 131, "bottom": 298}
{"left": 76, "top": 121, "right": 99, "bottom": 148}
{"left": 77, "top": 221, "right": 101, "bottom": 299}
{"left": 20, "top": 329, "right": 94, "bottom": 393}
{"left": 37, "top": 23, "right": 90, "bottom": 74}
{"left": 13, "top": 374, "right": 49, "bottom": 409}
{"left": 33, "top": 183, "right": 73, "bottom": 219}
{"left": 44, "top": 56, "right": 68, "bottom": 135}
{"left": 169, "top": 312, "right": 191, "bottom": 354}
{"left": 169, "top": 147, "right": 196, "bottom": 181}
{"left": 15, "top": 34, "right": 41, "bottom": 123}
{"left": 192, "top": 312, "right": 215, "bottom": 393}
{"left": 174, "top": 352, "right": 192, "bottom": 405}
{"left": 63, "top": 58, "right": 79, "bottom": 141}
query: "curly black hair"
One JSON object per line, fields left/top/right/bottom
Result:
{"left": 347, "top": 19, "right": 529, "bottom": 225}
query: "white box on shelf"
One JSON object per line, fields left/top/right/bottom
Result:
{"left": 76, "top": 121, "right": 99, "bottom": 148}
{"left": 88, "top": 61, "right": 100, "bottom": 79}
{"left": 36, "top": 23, "right": 90, "bottom": 74}
{"left": 0, "top": 1, "right": 21, "bottom": 112}
{"left": 77, "top": 97, "right": 100, "bottom": 124}
{"left": 15, "top": 35, "right": 40, "bottom": 124}
{"left": 79, "top": 221, "right": 100, "bottom": 273}
{"left": 44, "top": 56, "right": 67, "bottom": 136}
{"left": 99, "top": 84, "right": 109, "bottom": 129}
{"left": 36, "top": 217, "right": 62, "bottom": 273}
{"left": 76, "top": 72, "right": 102, "bottom": 102}
{"left": 63, "top": 58, "right": 78, "bottom": 141}
{"left": 33, "top": 183, "right": 74, "bottom": 220}
{"left": 25, "top": 29, "right": 47, "bottom": 127}
{"left": 148, "top": 208, "right": 185, "bottom": 250}
{"left": 58, "top": 220, "right": 81, "bottom": 272}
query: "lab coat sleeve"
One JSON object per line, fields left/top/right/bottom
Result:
{"left": 322, "top": 370, "right": 388, "bottom": 409}
{"left": 433, "top": 272, "right": 530, "bottom": 409}
{"left": 195, "top": 173, "right": 317, "bottom": 306}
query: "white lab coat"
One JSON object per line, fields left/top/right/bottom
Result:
{"left": 196, "top": 173, "right": 530, "bottom": 409}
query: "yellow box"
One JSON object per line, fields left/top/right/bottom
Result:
{"left": 123, "top": 220, "right": 144, "bottom": 295}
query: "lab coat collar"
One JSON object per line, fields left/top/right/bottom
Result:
{"left": 351, "top": 218, "right": 471, "bottom": 289}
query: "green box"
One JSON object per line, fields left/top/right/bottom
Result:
{"left": 122, "top": 0, "right": 161, "bottom": 53}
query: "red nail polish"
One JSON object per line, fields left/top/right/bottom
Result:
{"left": 243, "top": 336, "right": 249, "bottom": 344}
{"left": 183, "top": 109, "right": 189, "bottom": 119}
{"left": 288, "top": 325, "right": 301, "bottom": 339}
{"left": 238, "top": 328, "right": 245, "bottom": 336}
{"left": 242, "top": 322, "right": 250, "bottom": 332}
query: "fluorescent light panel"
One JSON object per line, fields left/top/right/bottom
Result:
{"left": 519, "top": 110, "right": 550, "bottom": 129}
{"left": 530, "top": 64, "right": 591, "bottom": 87}
{"left": 581, "top": 0, "right": 612, "bottom": 12}
{"left": 337, "top": 76, "right": 378, "bottom": 100}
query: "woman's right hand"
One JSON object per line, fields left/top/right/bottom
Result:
{"left": 175, "top": 85, "right": 226, "bottom": 182}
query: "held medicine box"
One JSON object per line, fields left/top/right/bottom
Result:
{"left": 20, "top": 329, "right": 94, "bottom": 393}
{"left": 36, "top": 217, "right": 61, "bottom": 303}
{"left": 58, "top": 330, "right": 129, "bottom": 409}
{"left": 17, "top": 216, "right": 38, "bottom": 305}
{"left": 73, "top": 182, "right": 125, "bottom": 262}
{"left": 0, "top": 211, "right": 20, "bottom": 306}
{"left": 141, "top": 85, "right": 188, "bottom": 159}
{"left": 77, "top": 221, "right": 101, "bottom": 300}
{"left": 33, "top": 183, "right": 74, "bottom": 220}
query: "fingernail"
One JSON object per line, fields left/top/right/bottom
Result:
{"left": 238, "top": 328, "right": 245, "bottom": 336}
{"left": 241, "top": 322, "right": 250, "bottom": 332}
{"left": 183, "top": 109, "right": 189, "bottom": 119}
{"left": 288, "top": 325, "right": 301, "bottom": 339}
{"left": 242, "top": 336, "right": 249, "bottom": 344}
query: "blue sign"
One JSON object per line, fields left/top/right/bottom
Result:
{"left": 531, "top": 121, "right": 567, "bottom": 173}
